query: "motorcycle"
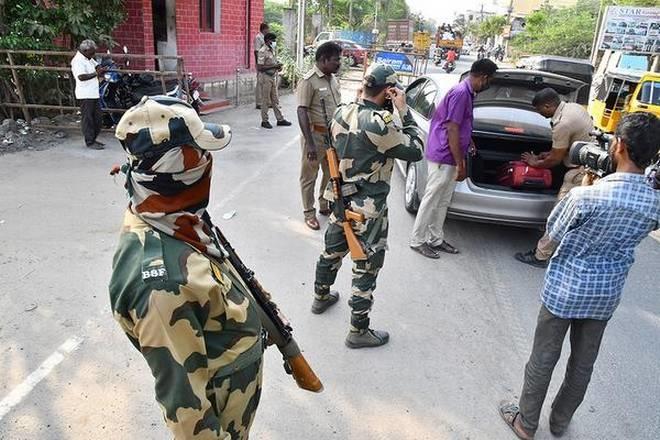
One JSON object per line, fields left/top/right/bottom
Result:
{"left": 477, "top": 50, "right": 486, "bottom": 60}
{"left": 99, "top": 47, "right": 203, "bottom": 127}
{"left": 443, "top": 60, "right": 456, "bottom": 73}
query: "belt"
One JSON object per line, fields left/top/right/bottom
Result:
{"left": 312, "top": 124, "right": 328, "bottom": 134}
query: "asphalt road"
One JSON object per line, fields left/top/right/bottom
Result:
{"left": 0, "top": 57, "right": 658, "bottom": 440}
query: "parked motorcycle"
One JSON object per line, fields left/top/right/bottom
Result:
{"left": 98, "top": 47, "right": 203, "bottom": 128}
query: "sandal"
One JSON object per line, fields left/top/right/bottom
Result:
{"left": 499, "top": 401, "right": 534, "bottom": 440}
{"left": 431, "top": 241, "right": 459, "bottom": 254}
{"left": 305, "top": 216, "right": 320, "bottom": 230}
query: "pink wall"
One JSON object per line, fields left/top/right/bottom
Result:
{"left": 113, "top": 0, "right": 263, "bottom": 78}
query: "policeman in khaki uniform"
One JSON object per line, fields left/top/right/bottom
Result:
{"left": 311, "top": 64, "right": 424, "bottom": 349}
{"left": 253, "top": 22, "right": 268, "bottom": 109}
{"left": 515, "top": 88, "right": 594, "bottom": 268}
{"left": 257, "top": 33, "right": 291, "bottom": 129}
{"left": 296, "top": 41, "right": 343, "bottom": 230}
{"left": 109, "top": 96, "right": 264, "bottom": 439}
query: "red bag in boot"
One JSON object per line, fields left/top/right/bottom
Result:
{"left": 497, "top": 161, "right": 552, "bottom": 189}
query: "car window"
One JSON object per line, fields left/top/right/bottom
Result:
{"left": 638, "top": 80, "right": 660, "bottom": 106}
{"left": 406, "top": 79, "right": 427, "bottom": 108}
{"left": 413, "top": 81, "right": 438, "bottom": 119}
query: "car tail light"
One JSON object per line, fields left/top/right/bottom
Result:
{"left": 504, "top": 127, "right": 525, "bottom": 134}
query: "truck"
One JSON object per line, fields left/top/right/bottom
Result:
{"left": 313, "top": 30, "right": 374, "bottom": 48}
{"left": 435, "top": 27, "right": 463, "bottom": 63}
{"left": 386, "top": 19, "right": 414, "bottom": 47}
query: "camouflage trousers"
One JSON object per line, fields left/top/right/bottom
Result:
{"left": 314, "top": 207, "right": 389, "bottom": 331}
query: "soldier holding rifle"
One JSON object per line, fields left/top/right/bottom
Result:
{"left": 109, "top": 96, "right": 321, "bottom": 440}
{"left": 312, "top": 64, "right": 424, "bottom": 349}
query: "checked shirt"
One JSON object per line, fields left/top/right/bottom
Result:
{"left": 542, "top": 173, "right": 660, "bottom": 320}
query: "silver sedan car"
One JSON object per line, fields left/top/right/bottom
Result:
{"left": 398, "top": 69, "right": 589, "bottom": 228}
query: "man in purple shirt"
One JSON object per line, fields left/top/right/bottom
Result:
{"left": 410, "top": 59, "right": 498, "bottom": 258}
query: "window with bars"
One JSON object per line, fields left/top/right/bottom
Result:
{"left": 200, "top": 0, "right": 215, "bottom": 32}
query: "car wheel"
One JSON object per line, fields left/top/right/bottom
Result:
{"left": 404, "top": 161, "right": 421, "bottom": 214}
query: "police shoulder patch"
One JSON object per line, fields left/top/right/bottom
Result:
{"left": 302, "top": 69, "right": 315, "bottom": 80}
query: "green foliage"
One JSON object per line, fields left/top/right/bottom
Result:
{"left": 0, "top": 0, "right": 126, "bottom": 49}
{"left": 509, "top": 0, "right": 659, "bottom": 59}
{"left": 476, "top": 16, "right": 507, "bottom": 41}
{"left": 511, "top": 0, "right": 598, "bottom": 58}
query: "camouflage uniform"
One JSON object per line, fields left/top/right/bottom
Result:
{"left": 314, "top": 65, "right": 424, "bottom": 332}
{"left": 109, "top": 96, "right": 263, "bottom": 439}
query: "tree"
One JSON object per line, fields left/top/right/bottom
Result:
{"left": 477, "top": 16, "right": 507, "bottom": 42}
{"left": 0, "top": 0, "right": 126, "bottom": 49}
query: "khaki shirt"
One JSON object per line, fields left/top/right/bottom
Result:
{"left": 257, "top": 45, "right": 278, "bottom": 76}
{"left": 551, "top": 101, "right": 593, "bottom": 167}
{"left": 254, "top": 32, "right": 265, "bottom": 53}
{"left": 296, "top": 65, "right": 341, "bottom": 147}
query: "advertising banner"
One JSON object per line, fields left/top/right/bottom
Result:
{"left": 598, "top": 6, "right": 660, "bottom": 55}
{"left": 373, "top": 51, "right": 414, "bottom": 73}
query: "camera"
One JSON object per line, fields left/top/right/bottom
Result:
{"left": 569, "top": 130, "right": 613, "bottom": 177}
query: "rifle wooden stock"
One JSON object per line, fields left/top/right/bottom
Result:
{"left": 288, "top": 353, "right": 324, "bottom": 392}
{"left": 212, "top": 225, "right": 324, "bottom": 393}
{"left": 327, "top": 147, "right": 341, "bottom": 177}
{"left": 343, "top": 222, "right": 367, "bottom": 260}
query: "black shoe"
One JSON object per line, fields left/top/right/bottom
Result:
{"left": 277, "top": 119, "right": 292, "bottom": 126}
{"left": 86, "top": 143, "right": 104, "bottom": 150}
{"left": 94, "top": 140, "right": 105, "bottom": 146}
{"left": 410, "top": 243, "right": 441, "bottom": 259}
{"left": 255, "top": 105, "right": 261, "bottom": 110}
{"left": 311, "top": 291, "right": 339, "bottom": 314}
{"left": 345, "top": 329, "right": 389, "bottom": 349}
{"left": 261, "top": 121, "right": 273, "bottom": 129}
{"left": 514, "top": 250, "right": 549, "bottom": 268}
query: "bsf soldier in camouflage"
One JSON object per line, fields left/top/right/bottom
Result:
{"left": 109, "top": 96, "right": 263, "bottom": 439}
{"left": 312, "top": 64, "right": 424, "bottom": 348}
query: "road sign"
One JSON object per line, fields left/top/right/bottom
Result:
{"left": 373, "top": 51, "right": 414, "bottom": 73}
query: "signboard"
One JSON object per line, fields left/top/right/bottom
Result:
{"left": 374, "top": 51, "right": 414, "bottom": 73}
{"left": 597, "top": 6, "right": 660, "bottom": 54}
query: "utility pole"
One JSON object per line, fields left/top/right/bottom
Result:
{"left": 349, "top": 0, "right": 353, "bottom": 29}
{"left": 590, "top": 0, "right": 605, "bottom": 65}
{"left": 328, "top": 0, "right": 332, "bottom": 28}
{"left": 374, "top": 0, "right": 379, "bottom": 30}
{"left": 296, "top": 0, "right": 306, "bottom": 69}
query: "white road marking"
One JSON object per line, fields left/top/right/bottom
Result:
{"left": 0, "top": 336, "right": 83, "bottom": 421}
{"left": 213, "top": 135, "right": 300, "bottom": 211}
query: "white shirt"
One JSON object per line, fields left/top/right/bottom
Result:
{"left": 71, "top": 51, "right": 99, "bottom": 99}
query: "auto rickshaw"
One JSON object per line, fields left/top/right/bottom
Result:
{"left": 589, "top": 69, "right": 660, "bottom": 133}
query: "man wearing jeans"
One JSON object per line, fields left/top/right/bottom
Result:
{"left": 499, "top": 113, "right": 660, "bottom": 440}
{"left": 409, "top": 59, "right": 497, "bottom": 258}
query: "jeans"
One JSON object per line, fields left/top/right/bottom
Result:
{"left": 519, "top": 305, "right": 608, "bottom": 434}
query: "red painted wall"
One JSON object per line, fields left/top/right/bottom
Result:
{"left": 113, "top": 0, "right": 263, "bottom": 78}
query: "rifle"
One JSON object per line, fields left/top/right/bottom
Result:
{"left": 320, "top": 98, "right": 368, "bottom": 261}
{"left": 212, "top": 225, "right": 323, "bottom": 393}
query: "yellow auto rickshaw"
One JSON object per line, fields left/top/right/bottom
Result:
{"left": 590, "top": 69, "right": 660, "bottom": 133}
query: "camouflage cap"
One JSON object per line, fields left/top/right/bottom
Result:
{"left": 115, "top": 96, "right": 231, "bottom": 158}
{"left": 362, "top": 63, "right": 403, "bottom": 89}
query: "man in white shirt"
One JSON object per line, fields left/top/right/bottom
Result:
{"left": 71, "top": 39, "right": 107, "bottom": 149}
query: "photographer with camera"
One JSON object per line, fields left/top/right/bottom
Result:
{"left": 515, "top": 88, "right": 593, "bottom": 268}
{"left": 499, "top": 112, "right": 660, "bottom": 440}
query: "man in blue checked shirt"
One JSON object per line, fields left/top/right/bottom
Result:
{"left": 498, "top": 112, "right": 660, "bottom": 440}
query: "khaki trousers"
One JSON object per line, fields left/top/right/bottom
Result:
{"left": 300, "top": 134, "right": 330, "bottom": 217}
{"left": 260, "top": 73, "right": 283, "bottom": 123}
{"left": 535, "top": 167, "right": 586, "bottom": 260}
{"left": 410, "top": 162, "right": 457, "bottom": 247}
{"left": 255, "top": 72, "right": 262, "bottom": 107}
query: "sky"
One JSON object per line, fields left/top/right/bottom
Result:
{"left": 406, "top": 0, "right": 506, "bottom": 24}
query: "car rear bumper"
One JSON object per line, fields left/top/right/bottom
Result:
{"left": 448, "top": 178, "right": 557, "bottom": 228}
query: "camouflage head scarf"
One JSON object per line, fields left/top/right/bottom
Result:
{"left": 113, "top": 96, "right": 232, "bottom": 258}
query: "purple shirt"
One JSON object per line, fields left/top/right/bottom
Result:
{"left": 426, "top": 79, "right": 475, "bottom": 165}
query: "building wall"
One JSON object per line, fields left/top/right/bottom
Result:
{"left": 112, "top": 0, "right": 155, "bottom": 69}
{"left": 175, "top": 0, "right": 264, "bottom": 79}
{"left": 509, "top": 0, "right": 578, "bottom": 16}
{"left": 113, "top": 0, "right": 264, "bottom": 79}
